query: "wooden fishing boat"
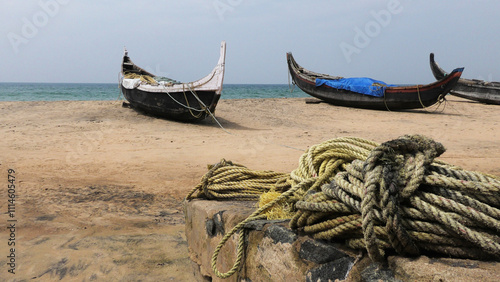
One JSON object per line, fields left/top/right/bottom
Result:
{"left": 287, "top": 52, "right": 463, "bottom": 110}
{"left": 120, "top": 41, "right": 226, "bottom": 121}
{"left": 430, "top": 53, "right": 500, "bottom": 105}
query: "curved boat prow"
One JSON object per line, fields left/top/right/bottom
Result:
{"left": 213, "top": 41, "right": 226, "bottom": 94}
{"left": 218, "top": 41, "right": 226, "bottom": 67}
{"left": 437, "top": 67, "right": 464, "bottom": 97}
{"left": 450, "top": 67, "right": 464, "bottom": 75}
{"left": 430, "top": 53, "right": 449, "bottom": 80}
{"left": 190, "top": 41, "right": 226, "bottom": 94}
{"left": 120, "top": 41, "right": 227, "bottom": 121}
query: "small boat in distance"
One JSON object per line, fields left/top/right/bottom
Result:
{"left": 430, "top": 53, "right": 500, "bottom": 105}
{"left": 287, "top": 53, "right": 463, "bottom": 111}
{"left": 120, "top": 41, "right": 226, "bottom": 121}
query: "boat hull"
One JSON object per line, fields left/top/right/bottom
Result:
{"left": 120, "top": 41, "right": 226, "bottom": 122}
{"left": 287, "top": 53, "right": 463, "bottom": 110}
{"left": 445, "top": 86, "right": 500, "bottom": 105}
{"left": 430, "top": 53, "right": 500, "bottom": 105}
{"left": 121, "top": 86, "right": 220, "bottom": 121}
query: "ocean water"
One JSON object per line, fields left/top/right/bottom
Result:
{"left": 0, "top": 83, "right": 308, "bottom": 101}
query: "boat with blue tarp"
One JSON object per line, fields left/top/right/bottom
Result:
{"left": 287, "top": 52, "right": 463, "bottom": 110}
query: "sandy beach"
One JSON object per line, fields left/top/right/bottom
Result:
{"left": 0, "top": 96, "right": 499, "bottom": 280}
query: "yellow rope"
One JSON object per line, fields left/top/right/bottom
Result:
{"left": 186, "top": 137, "right": 380, "bottom": 278}
{"left": 185, "top": 135, "right": 500, "bottom": 278}
{"left": 182, "top": 84, "right": 205, "bottom": 119}
{"left": 416, "top": 84, "right": 444, "bottom": 113}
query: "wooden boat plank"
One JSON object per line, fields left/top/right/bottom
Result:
{"left": 120, "top": 41, "right": 226, "bottom": 121}
{"left": 287, "top": 53, "right": 463, "bottom": 110}
{"left": 429, "top": 53, "right": 500, "bottom": 105}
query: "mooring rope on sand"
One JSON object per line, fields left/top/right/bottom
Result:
{"left": 185, "top": 134, "right": 500, "bottom": 279}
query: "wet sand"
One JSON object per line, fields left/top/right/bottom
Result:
{"left": 0, "top": 96, "right": 498, "bottom": 280}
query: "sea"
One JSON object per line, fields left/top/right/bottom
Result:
{"left": 0, "top": 83, "right": 308, "bottom": 101}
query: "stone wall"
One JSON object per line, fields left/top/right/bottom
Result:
{"left": 184, "top": 199, "right": 500, "bottom": 281}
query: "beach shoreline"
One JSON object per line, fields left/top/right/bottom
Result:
{"left": 1, "top": 96, "right": 498, "bottom": 280}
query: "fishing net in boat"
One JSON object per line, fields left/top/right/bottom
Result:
{"left": 123, "top": 73, "right": 180, "bottom": 86}
{"left": 123, "top": 72, "right": 158, "bottom": 84}
{"left": 154, "top": 76, "right": 180, "bottom": 84}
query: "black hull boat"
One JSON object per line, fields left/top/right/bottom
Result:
{"left": 430, "top": 53, "right": 500, "bottom": 105}
{"left": 287, "top": 53, "right": 463, "bottom": 110}
{"left": 120, "top": 41, "right": 226, "bottom": 121}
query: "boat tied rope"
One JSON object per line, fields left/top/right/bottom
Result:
{"left": 382, "top": 84, "right": 448, "bottom": 112}
{"left": 122, "top": 70, "right": 232, "bottom": 130}
{"left": 185, "top": 134, "right": 500, "bottom": 279}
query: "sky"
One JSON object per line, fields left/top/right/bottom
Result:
{"left": 1, "top": 0, "right": 500, "bottom": 84}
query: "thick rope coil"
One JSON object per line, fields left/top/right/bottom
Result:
{"left": 185, "top": 135, "right": 500, "bottom": 279}
{"left": 294, "top": 135, "right": 500, "bottom": 263}
{"left": 186, "top": 159, "right": 289, "bottom": 201}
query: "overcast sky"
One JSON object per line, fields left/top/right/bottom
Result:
{"left": 1, "top": 0, "right": 500, "bottom": 84}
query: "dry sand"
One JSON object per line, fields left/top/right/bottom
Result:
{"left": 0, "top": 96, "right": 498, "bottom": 280}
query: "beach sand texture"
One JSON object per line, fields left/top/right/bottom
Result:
{"left": 0, "top": 96, "right": 498, "bottom": 280}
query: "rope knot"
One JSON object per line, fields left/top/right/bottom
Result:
{"left": 364, "top": 134, "right": 445, "bottom": 199}
{"left": 187, "top": 136, "right": 500, "bottom": 279}
{"left": 361, "top": 135, "right": 446, "bottom": 261}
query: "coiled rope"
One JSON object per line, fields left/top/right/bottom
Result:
{"left": 185, "top": 135, "right": 500, "bottom": 279}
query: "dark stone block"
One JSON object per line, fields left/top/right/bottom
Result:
{"left": 300, "top": 239, "right": 348, "bottom": 264}
{"left": 206, "top": 211, "right": 225, "bottom": 237}
{"left": 264, "top": 225, "right": 297, "bottom": 244}
{"left": 306, "top": 257, "right": 355, "bottom": 282}
{"left": 205, "top": 219, "right": 216, "bottom": 237}
{"left": 360, "top": 263, "right": 399, "bottom": 282}
{"left": 244, "top": 219, "right": 288, "bottom": 231}
{"left": 244, "top": 219, "right": 269, "bottom": 231}
{"left": 213, "top": 211, "right": 225, "bottom": 235}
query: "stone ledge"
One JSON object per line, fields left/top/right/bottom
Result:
{"left": 184, "top": 199, "right": 500, "bottom": 281}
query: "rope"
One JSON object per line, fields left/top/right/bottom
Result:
{"left": 383, "top": 85, "right": 448, "bottom": 112}
{"left": 185, "top": 135, "right": 500, "bottom": 278}
{"left": 184, "top": 83, "right": 233, "bottom": 135}
{"left": 182, "top": 84, "right": 206, "bottom": 119}
{"left": 185, "top": 158, "right": 294, "bottom": 279}
{"left": 383, "top": 90, "right": 391, "bottom": 112}
{"left": 186, "top": 159, "right": 289, "bottom": 201}
{"left": 122, "top": 72, "right": 234, "bottom": 136}
{"left": 293, "top": 135, "right": 500, "bottom": 262}
{"left": 416, "top": 85, "right": 448, "bottom": 114}
{"left": 186, "top": 137, "right": 381, "bottom": 278}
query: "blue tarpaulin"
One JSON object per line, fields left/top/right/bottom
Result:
{"left": 316, "top": 77, "right": 397, "bottom": 97}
